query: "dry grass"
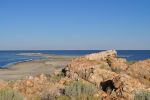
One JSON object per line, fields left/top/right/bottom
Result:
{"left": 0, "top": 88, "right": 23, "bottom": 100}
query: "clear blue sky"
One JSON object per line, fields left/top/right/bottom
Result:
{"left": 0, "top": 0, "right": 150, "bottom": 50}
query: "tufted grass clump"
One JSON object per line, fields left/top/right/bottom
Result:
{"left": 51, "top": 71, "right": 65, "bottom": 83}
{"left": 64, "top": 80, "right": 100, "bottom": 100}
{"left": 56, "top": 95, "right": 70, "bottom": 100}
{"left": 40, "top": 80, "right": 101, "bottom": 100}
{"left": 0, "top": 88, "right": 23, "bottom": 100}
{"left": 134, "top": 91, "right": 150, "bottom": 100}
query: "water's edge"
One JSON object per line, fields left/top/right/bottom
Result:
{"left": 0, "top": 50, "right": 150, "bottom": 68}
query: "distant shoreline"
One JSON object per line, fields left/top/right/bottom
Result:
{"left": 1, "top": 58, "right": 37, "bottom": 69}
{"left": 0, "top": 50, "right": 150, "bottom": 69}
{"left": 16, "top": 53, "right": 53, "bottom": 57}
{"left": 0, "top": 53, "right": 77, "bottom": 68}
{"left": 0, "top": 53, "right": 47, "bottom": 68}
{"left": 0, "top": 54, "right": 77, "bottom": 81}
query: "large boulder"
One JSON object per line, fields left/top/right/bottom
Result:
{"left": 65, "top": 58, "right": 111, "bottom": 80}
{"left": 64, "top": 50, "right": 117, "bottom": 79}
{"left": 64, "top": 50, "right": 128, "bottom": 80}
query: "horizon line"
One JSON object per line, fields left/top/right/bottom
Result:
{"left": 0, "top": 49, "right": 150, "bottom": 51}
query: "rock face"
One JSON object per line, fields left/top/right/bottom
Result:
{"left": 65, "top": 50, "right": 117, "bottom": 80}
{"left": 64, "top": 50, "right": 127, "bottom": 80}
{"left": 63, "top": 50, "right": 150, "bottom": 100}
{"left": 107, "top": 56, "right": 128, "bottom": 72}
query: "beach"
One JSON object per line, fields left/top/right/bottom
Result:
{"left": 0, "top": 54, "right": 77, "bottom": 81}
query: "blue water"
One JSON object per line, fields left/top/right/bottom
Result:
{"left": 0, "top": 50, "right": 150, "bottom": 68}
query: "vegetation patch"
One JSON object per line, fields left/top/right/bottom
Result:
{"left": 50, "top": 72, "right": 65, "bottom": 83}
{"left": 63, "top": 80, "right": 100, "bottom": 100}
{"left": 0, "top": 88, "right": 23, "bottom": 100}
{"left": 134, "top": 91, "right": 150, "bottom": 100}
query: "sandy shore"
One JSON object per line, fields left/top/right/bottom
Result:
{"left": 0, "top": 55, "right": 77, "bottom": 81}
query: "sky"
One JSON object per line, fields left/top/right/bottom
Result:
{"left": 0, "top": 0, "right": 150, "bottom": 50}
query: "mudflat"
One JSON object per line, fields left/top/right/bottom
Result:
{"left": 0, "top": 55, "right": 77, "bottom": 81}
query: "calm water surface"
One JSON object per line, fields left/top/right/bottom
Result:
{"left": 0, "top": 50, "right": 150, "bottom": 68}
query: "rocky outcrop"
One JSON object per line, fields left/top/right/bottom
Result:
{"left": 107, "top": 56, "right": 128, "bottom": 72}
{"left": 64, "top": 50, "right": 128, "bottom": 80}
{"left": 63, "top": 50, "right": 150, "bottom": 99}
{"left": 10, "top": 74, "right": 64, "bottom": 99}
{"left": 65, "top": 50, "right": 116, "bottom": 79}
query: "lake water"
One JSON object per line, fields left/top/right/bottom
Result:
{"left": 0, "top": 50, "right": 150, "bottom": 68}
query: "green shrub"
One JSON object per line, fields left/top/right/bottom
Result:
{"left": 64, "top": 81, "right": 100, "bottom": 100}
{"left": 0, "top": 88, "right": 23, "bottom": 100}
{"left": 134, "top": 91, "right": 150, "bottom": 100}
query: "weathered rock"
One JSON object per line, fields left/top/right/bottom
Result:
{"left": 63, "top": 50, "right": 149, "bottom": 100}
{"left": 64, "top": 50, "right": 126, "bottom": 80}
{"left": 107, "top": 57, "right": 128, "bottom": 72}
{"left": 85, "top": 50, "right": 117, "bottom": 61}
{"left": 127, "top": 59, "right": 150, "bottom": 86}
{"left": 64, "top": 50, "right": 117, "bottom": 80}
{"left": 88, "top": 69, "right": 118, "bottom": 87}
{"left": 12, "top": 74, "right": 64, "bottom": 99}
{"left": 90, "top": 73, "right": 146, "bottom": 100}
{"left": 66, "top": 59, "right": 111, "bottom": 80}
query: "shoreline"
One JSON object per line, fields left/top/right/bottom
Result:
{"left": 0, "top": 55, "right": 77, "bottom": 81}
{"left": 0, "top": 53, "right": 78, "bottom": 68}
{"left": 1, "top": 59, "right": 35, "bottom": 69}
